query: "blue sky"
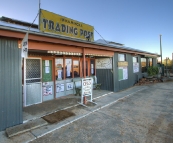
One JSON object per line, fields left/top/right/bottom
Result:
{"left": 0, "top": 0, "right": 172, "bottom": 60}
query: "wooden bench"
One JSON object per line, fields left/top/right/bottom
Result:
{"left": 91, "top": 76, "right": 102, "bottom": 90}
{"left": 73, "top": 79, "right": 82, "bottom": 96}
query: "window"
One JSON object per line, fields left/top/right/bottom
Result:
{"left": 133, "top": 57, "right": 139, "bottom": 73}
{"left": 65, "top": 59, "right": 72, "bottom": 78}
{"left": 133, "top": 57, "right": 138, "bottom": 63}
{"left": 90, "top": 59, "right": 95, "bottom": 75}
{"left": 149, "top": 58, "right": 153, "bottom": 67}
{"left": 118, "top": 54, "right": 126, "bottom": 61}
{"left": 141, "top": 58, "right": 147, "bottom": 73}
{"left": 55, "top": 58, "right": 63, "bottom": 80}
{"left": 73, "top": 60, "right": 80, "bottom": 77}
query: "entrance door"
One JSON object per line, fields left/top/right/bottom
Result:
{"left": 24, "top": 58, "right": 42, "bottom": 106}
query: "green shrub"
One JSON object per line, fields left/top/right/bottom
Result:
{"left": 147, "top": 66, "right": 159, "bottom": 76}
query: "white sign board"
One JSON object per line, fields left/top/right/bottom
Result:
{"left": 82, "top": 78, "right": 93, "bottom": 97}
{"left": 21, "top": 33, "right": 28, "bottom": 58}
{"left": 56, "top": 83, "right": 64, "bottom": 92}
{"left": 96, "top": 58, "right": 112, "bottom": 69}
{"left": 133, "top": 62, "right": 139, "bottom": 73}
{"left": 66, "top": 82, "right": 73, "bottom": 90}
{"left": 43, "top": 85, "right": 52, "bottom": 96}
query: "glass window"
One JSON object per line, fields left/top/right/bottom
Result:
{"left": 90, "top": 59, "right": 95, "bottom": 75}
{"left": 73, "top": 60, "right": 80, "bottom": 78}
{"left": 133, "top": 57, "right": 138, "bottom": 63}
{"left": 141, "top": 58, "right": 147, "bottom": 73}
{"left": 149, "top": 58, "right": 153, "bottom": 67}
{"left": 66, "top": 59, "right": 72, "bottom": 78}
{"left": 55, "top": 58, "right": 63, "bottom": 80}
{"left": 118, "top": 54, "right": 126, "bottom": 61}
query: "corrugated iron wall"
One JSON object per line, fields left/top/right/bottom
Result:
{"left": 96, "top": 69, "right": 114, "bottom": 91}
{"left": 113, "top": 53, "right": 142, "bottom": 92}
{"left": 0, "top": 38, "right": 22, "bottom": 131}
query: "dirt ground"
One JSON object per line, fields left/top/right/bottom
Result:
{"left": 42, "top": 110, "right": 75, "bottom": 124}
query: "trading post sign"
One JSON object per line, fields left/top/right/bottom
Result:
{"left": 39, "top": 9, "right": 94, "bottom": 41}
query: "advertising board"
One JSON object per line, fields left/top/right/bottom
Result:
{"left": 39, "top": 9, "right": 94, "bottom": 41}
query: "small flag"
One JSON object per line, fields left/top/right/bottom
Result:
{"left": 21, "top": 32, "right": 28, "bottom": 58}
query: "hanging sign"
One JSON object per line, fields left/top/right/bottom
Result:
{"left": 21, "top": 32, "right": 28, "bottom": 58}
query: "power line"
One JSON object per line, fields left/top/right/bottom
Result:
{"left": 28, "top": 12, "right": 39, "bottom": 31}
{"left": 94, "top": 28, "right": 109, "bottom": 45}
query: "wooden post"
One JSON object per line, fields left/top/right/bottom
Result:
{"left": 83, "top": 48, "right": 86, "bottom": 78}
{"left": 63, "top": 55, "right": 65, "bottom": 80}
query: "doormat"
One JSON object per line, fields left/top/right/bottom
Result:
{"left": 42, "top": 110, "right": 75, "bottom": 124}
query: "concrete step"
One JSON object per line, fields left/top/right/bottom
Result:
{"left": 6, "top": 118, "right": 48, "bottom": 138}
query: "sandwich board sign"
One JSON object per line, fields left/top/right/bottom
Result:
{"left": 78, "top": 77, "right": 96, "bottom": 107}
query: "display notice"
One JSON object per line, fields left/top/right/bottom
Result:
{"left": 45, "top": 60, "right": 49, "bottom": 66}
{"left": 66, "top": 82, "right": 73, "bottom": 90}
{"left": 118, "top": 67, "right": 128, "bottom": 81}
{"left": 66, "top": 59, "right": 72, "bottom": 77}
{"left": 57, "top": 70, "right": 62, "bottom": 79}
{"left": 96, "top": 58, "right": 112, "bottom": 69}
{"left": 45, "top": 66, "right": 50, "bottom": 73}
{"left": 56, "top": 83, "right": 64, "bottom": 92}
{"left": 133, "top": 62, "right": 139, "bottom": 73}
{"left": 82, "top": 78, "right": 93, "bottom": 97}
{"left": 43, "top": 85, "right": 52, "bottom": 96}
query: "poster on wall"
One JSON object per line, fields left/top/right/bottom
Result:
{"left": 133, "top": 63, "right": 139, "bottom": 73}
{"left": 43, "top": 85, "right": 52, "bottom": 96}
{"left": 56, "top": 83, "right": 64, "bottom": 93}
{"left": 45, "top": 60, "right": 49, "bottom": 66}
{"left": 118, "top": 67, "right": 128, "bottom": 81}
{"left": 57, "top": 70, "right": 62, "bottom": 79}
{"left": 96, "top": 58, "right": 112, "bottom": 69}
{"left": 66, "top": 82, "right": 73, "bottom": 90}
{"left": 66, "top": 59, "right": 72, "bottom": 77}
{"left": 45, "top": 66, "right": 50, "bottom": 73}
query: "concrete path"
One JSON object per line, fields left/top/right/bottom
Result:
{"left": 1, "top": 82, "right": 173, "bottom": 143}
{"left": 30, "top": 82, "right": 173, "bottom": 143}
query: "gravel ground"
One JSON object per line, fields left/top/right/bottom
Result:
{"left": 31, "top": 82, "right": 173, "bottom": 143}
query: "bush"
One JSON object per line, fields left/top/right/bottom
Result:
{"left": 147, "top": 66, "right": 159, "bottom": 76}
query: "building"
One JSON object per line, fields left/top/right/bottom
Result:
{"left": 0, "top": 9, "right": 159, "bottom": 131}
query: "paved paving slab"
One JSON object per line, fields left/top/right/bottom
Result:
{"left": 6, "top": 118, "right": 48, "bottom": 138}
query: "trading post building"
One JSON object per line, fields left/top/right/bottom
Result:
{"left": 0, "top": 9, "right": 159, "bottom": 131}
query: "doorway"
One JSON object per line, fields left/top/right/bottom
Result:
{"left": 24, "top": 58, "right": 42, "bottom": 106}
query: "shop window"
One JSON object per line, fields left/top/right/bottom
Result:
{"left": 118, "top": 54, "right": 126, "bottom": 61}
{"left": 149, "top": 58, "right": 153, "bottom": 67}
{"left": 55, "top": 58, "right": 63, "bottom": 80}
{"left": 133, "top": 57, "right": 139, "bottom": 73}
{"left": 73, "top": 60, "right": 80, "bottom": 78}
{"left": 90, "top": 59, "right": 95, "bottom": 75}
{"left": 133, "top": 57, "right": 138, "bottom": 63}
{"left": 141, "top": 58, "right": 147, "bottom": 73}
{"left": 66, "top": 59, "right": 72, "bottom": 78}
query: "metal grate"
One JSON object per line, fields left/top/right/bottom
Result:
{"left": 26, "top": 59, "right": 41, "bottom": 79}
